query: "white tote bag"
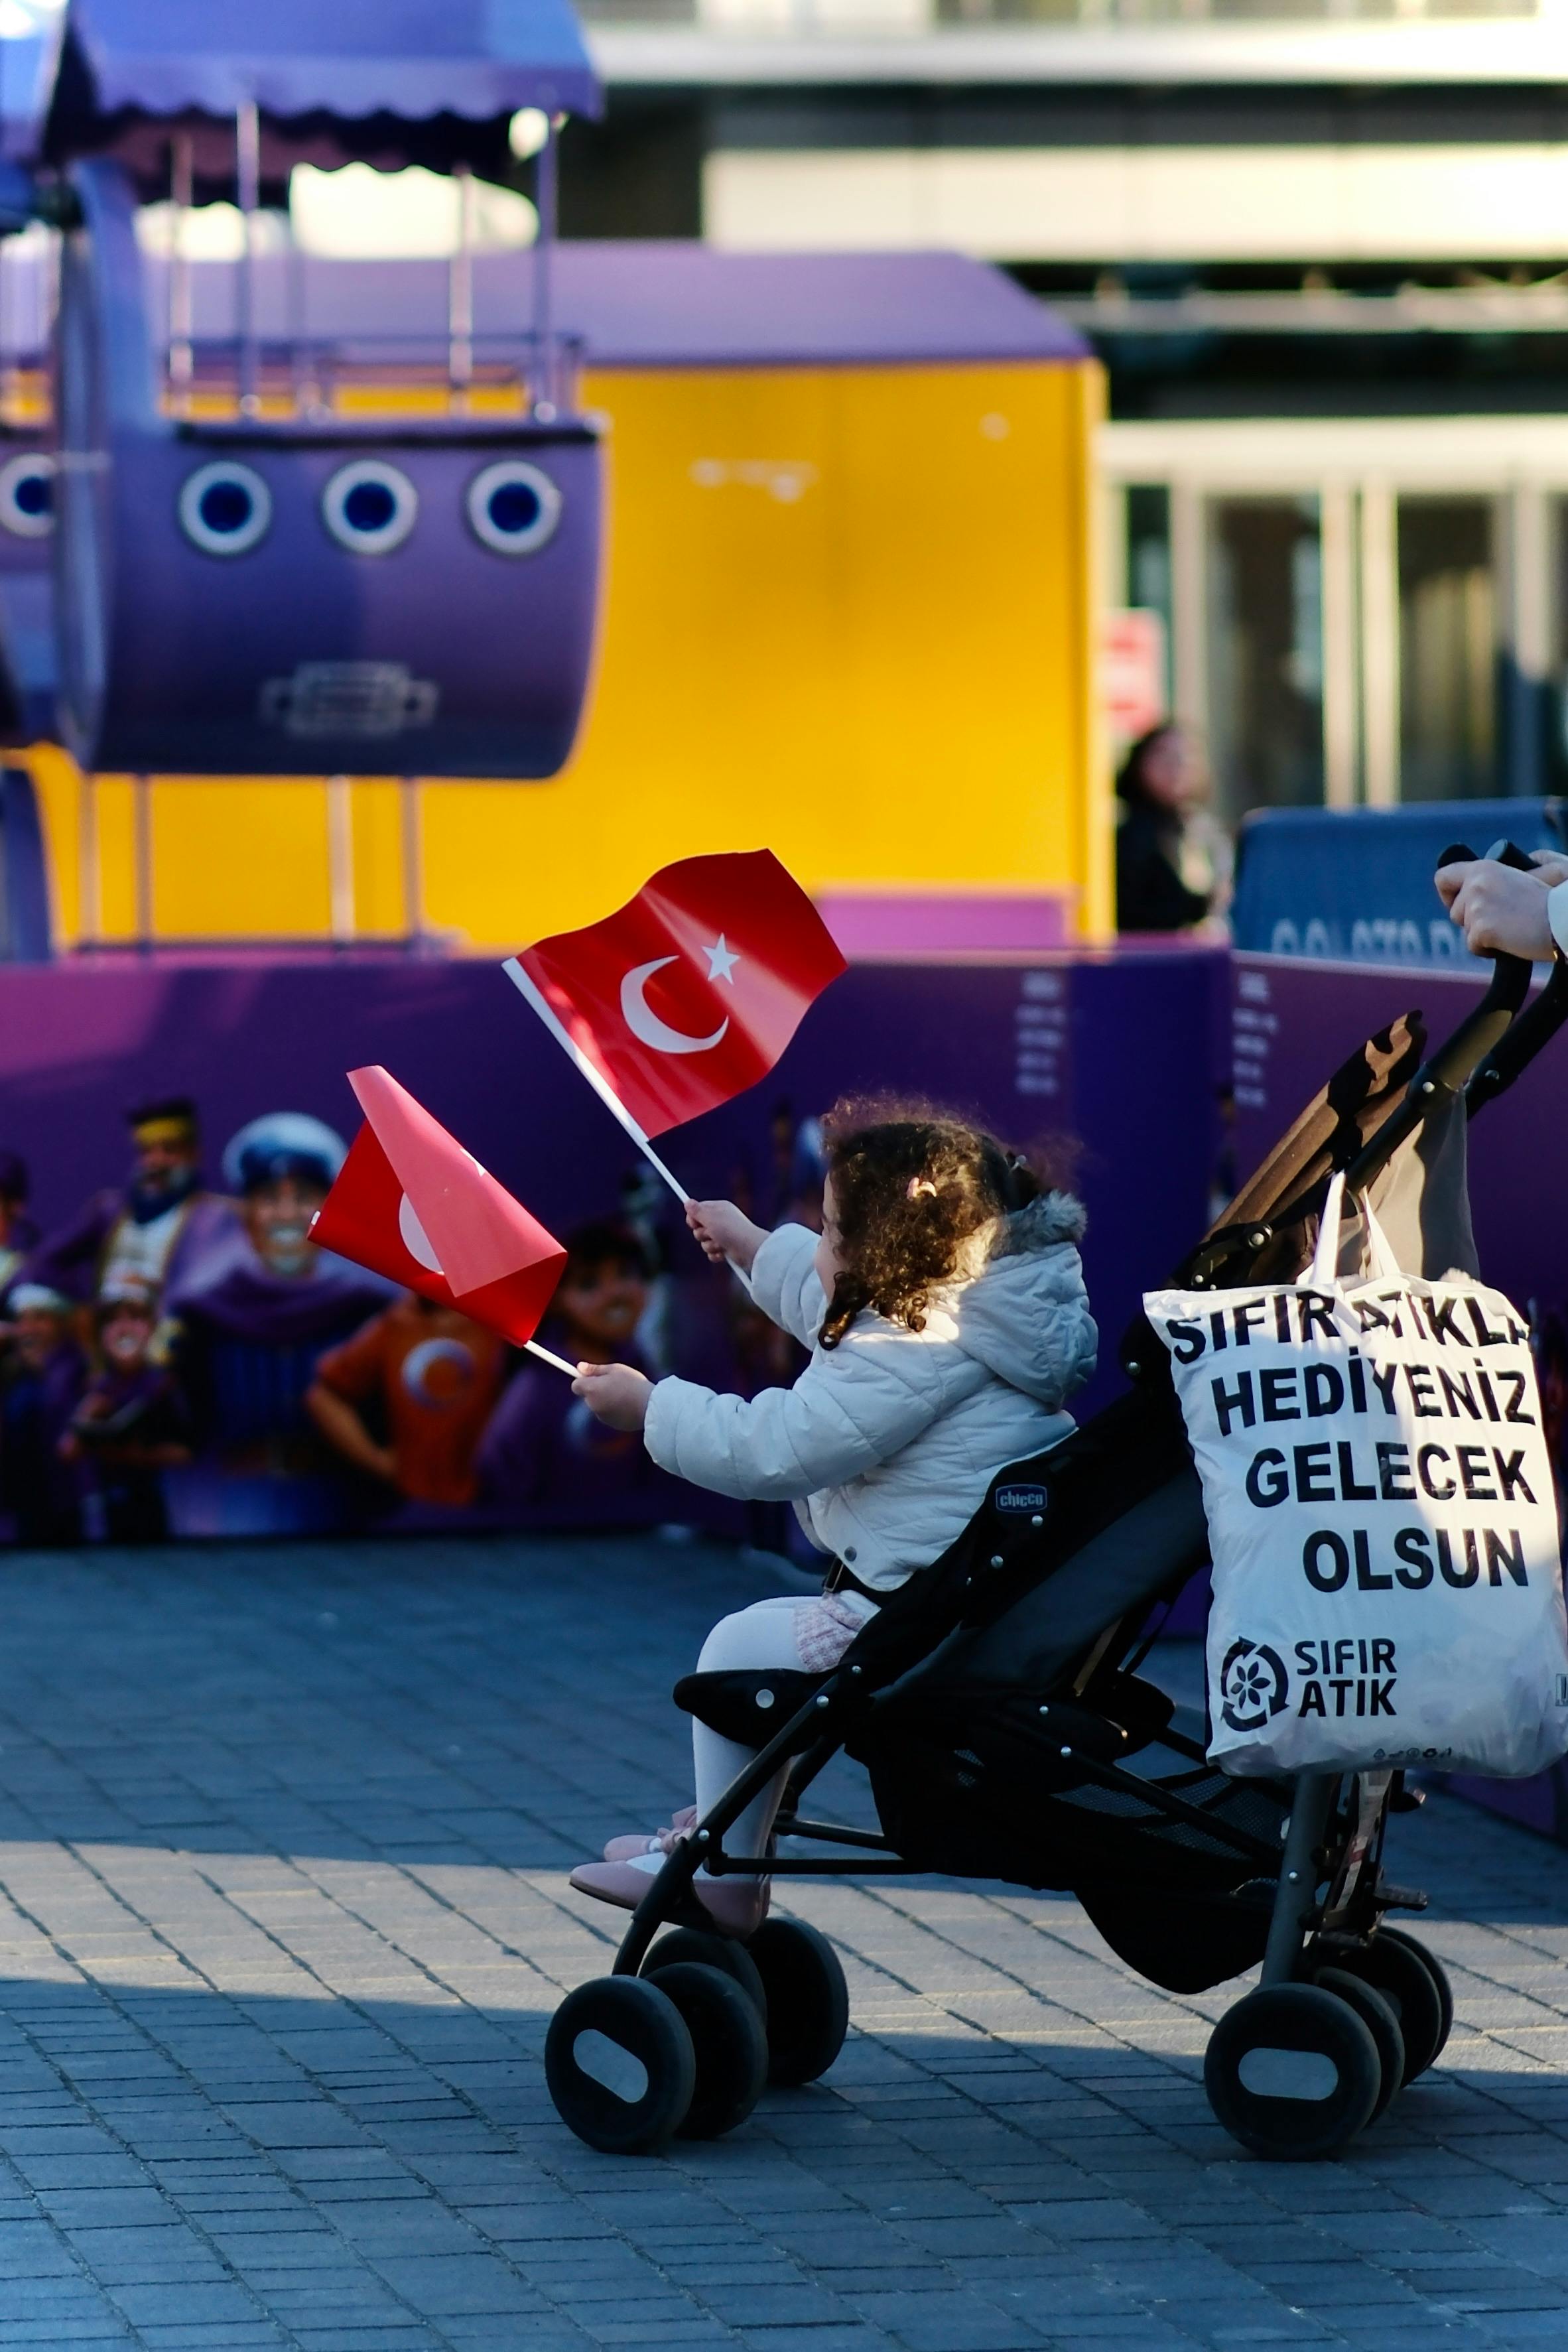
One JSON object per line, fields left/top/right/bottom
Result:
{"left": 1144, "top": 1176, "right": 1568, "bottom": 1778}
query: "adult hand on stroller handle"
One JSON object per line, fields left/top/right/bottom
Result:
{"left": 1435, "top": 839, "right": 1554, "bottom": 974}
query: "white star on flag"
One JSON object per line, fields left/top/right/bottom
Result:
{"left": 703, "top": 935, "right": 740, "bottom": 984}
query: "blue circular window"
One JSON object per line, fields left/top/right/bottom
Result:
{"left": 466, "top": 460, "right": 562, "bottom": 557}
{"left": 0, "top": 452, "right": 54, "bottom": 539}
{"left": 178, "top": 461, "right": 272, "bottom": 557}
{"left": 322, "top": 460, "right": 418, "bottom": 556}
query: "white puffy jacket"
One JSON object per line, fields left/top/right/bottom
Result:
{"left": 643, "top": 1193, "right": 1097, "bottom": 1591}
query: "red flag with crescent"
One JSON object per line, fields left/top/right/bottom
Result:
{"left": 310, "top": 1068, "right": 566, "bottom": 1345}
{"left": 504, "top": 850, "right": 846, "bottom": 1138}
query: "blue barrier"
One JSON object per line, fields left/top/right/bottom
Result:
{"left": 0, "top": 765, "right": 51, "bottom": 962}
{"left": 1231, "top": 801, "right": 1568, "bottom": 966}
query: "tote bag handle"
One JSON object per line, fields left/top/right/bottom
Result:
{"left": 1308, "top": 1171, "right": 1402, "bottom": 1293}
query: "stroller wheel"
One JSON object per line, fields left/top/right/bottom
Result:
{"left": 1204, "top": 1985, "right": 1381, "bottom": 2161}
{"left": 747, "top": 1918, "right": 850, "bottom": 2087}
{"left": 545, "top": 1977, "right": 696, "bottom": 2156}
{"left": 645, "top": 1960, "right": 769, "bottom": 2140}
{"left": 641, "top": 1927, "right": 768, "bottom": 2025}
{"left": 1314, "top": 1969, "right": 1404, "bottom": 2119}
{"left": 1377, "top": 1928, "right": 1453, "bottom": 2075}
{"left": 1319, "top": 1931, "right": 1449, "bottom": 2084}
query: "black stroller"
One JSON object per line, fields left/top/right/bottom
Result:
{"left": 546, "top": 844, "right": 1568, "bottom": 2164}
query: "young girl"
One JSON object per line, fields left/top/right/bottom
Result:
{"left": 569, "top": 1100, "right": 1098, "bottom": 1935}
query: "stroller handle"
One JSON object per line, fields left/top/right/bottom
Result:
{"left": 1462, "top": 838, "right": 1568, "bottom": 1114}
{"left": 1336, "top": 839, "right": 1535, "bottom": 1196}
{"left": 1176, "top": 839, "right": 1556, "bottom": 1293}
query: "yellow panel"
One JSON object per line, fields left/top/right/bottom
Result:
{"left": 149, "top": 779, "right": 332, "bottom": 937}
{"left": 23, "top": 745, "right": 83, "bottom": 945}
{"left": 422, "top": 356, "right": 1104, "bottom": 951}
{"left": 350, "top": 779, "right": 407, "bottom": 937}
{"left": 94, "top": 778, "right": 137, "bottom": 939}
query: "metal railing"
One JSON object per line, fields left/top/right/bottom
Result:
{"left": 157, "top": 332, "right": 586, "bottom": 428}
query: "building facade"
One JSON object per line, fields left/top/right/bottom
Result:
{"left": 562, "top": 1, "right": 1568, "bottom": 822}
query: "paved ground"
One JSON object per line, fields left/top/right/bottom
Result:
{"left": 0, "top": 1534, "right": 1560, "bottom": 2351}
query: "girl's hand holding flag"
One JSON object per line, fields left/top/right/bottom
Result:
{"left": 570, "top": 1360, "right": 653, "bottom": 1431}
{"left": 684, "top": 1197, "right": 766, "bottom": 1272}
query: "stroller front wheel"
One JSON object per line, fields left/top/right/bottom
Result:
{"left": 641, "top": 1925, "right": 769, "bottom": 2024}
{"left": 748, "top": 1918, "right": 850, "bottom": 2086}
{"left": 545, "top": 1976, "right": 696, "bottom": 2155}
{"left": 1204, "top": 1984, "right": 1382, "bottom": 2160}
{"left": 645, "top": 1959, "right": 769, "bottom": 2140}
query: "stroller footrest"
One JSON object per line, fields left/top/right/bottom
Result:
{"left": 1372, "top": 1882, "right": 1430, "bottom": 1913}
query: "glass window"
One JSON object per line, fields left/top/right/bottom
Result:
{"left": 1547, "top": 497, "right": 1568, "bottom": 787}
{"left": 1397, "top": 497, "right": 1496, "bottom": 802}
{"left": 1126, "top": 482, "right": 1173, "bottom": 714}
{"left": 1206, "top": 495, "right": 1324, "bottom": 828}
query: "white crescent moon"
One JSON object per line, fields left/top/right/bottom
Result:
{"left": 620, "top": 955, "right": 730, "bottom": 1056}
{"left": 399, "top": 1193, "right": 444, "bottom": 1274}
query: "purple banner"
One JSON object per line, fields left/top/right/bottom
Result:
{"left": 0, "top": 943, "right": 1228, "bottom": 1549}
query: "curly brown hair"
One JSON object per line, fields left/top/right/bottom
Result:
{"left": 817, "top": 1097, "right": 1043, "bottom": 1350}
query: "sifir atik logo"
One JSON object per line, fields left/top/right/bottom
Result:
{"left": 1220, "top": 1636, "right": 1402, "bottom": 1729}
{"left": 1218, "top": 1640, "right": 1289, "bottom": 1732}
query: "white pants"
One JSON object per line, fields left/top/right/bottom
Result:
{"left": 693, "top": 1593, "right": 876, "bottom": 1878}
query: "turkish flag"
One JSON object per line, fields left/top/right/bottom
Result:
{"left": 310, "top": 1067, "right": 566, "bottom": 1345}
{"left": 506, "top": 850, "right": 846, "bottom": 1138}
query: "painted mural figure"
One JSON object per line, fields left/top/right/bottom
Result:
{"left": 61, "top": 1279, "right": 192, "bottom": 1544}
{"left": 477, "top": 1220, "right": 687, "bottom": 1526}
{"left": 24, "top": 1098, "right": 239, "bottom": 1305}
{"left": 305, "top": 1293, "right": 508, "bottom": 1517}
{"left": 162, "top": 1114, "right": 396, "bottom": 1534}
{"left": 0, "top": 1282, "right": 88, "bottom": 1545}
{"left": 0, "top": 1151, "right": 38, "bottom": 1308}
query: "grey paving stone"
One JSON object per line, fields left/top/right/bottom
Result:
{"left": 733, "top": 2331, "right": 901, "bottom": 2352}
{"left": 0, "top": 1545, "right": 1562, "bottom": 2352}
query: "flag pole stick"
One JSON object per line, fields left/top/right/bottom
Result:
{"left": 525, "top": 1338, "right": 579, "bottom": 1378}
{"left": 502, "top": 956, "right": 690, "bottom": 1206}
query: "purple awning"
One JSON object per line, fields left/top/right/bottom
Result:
{"left": 52, "top": 0, "right": 601, "bottom": 163}
{"left": 0, "top": 17, "right": 70, "bottom": 164}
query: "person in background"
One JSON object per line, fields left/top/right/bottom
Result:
{"left": 1115, "top": 722, "right": 1232, "bottom": 936}
{"left": 60, "top": 1279, "right": 191, "bottom": 1543}
{"left": 1437, "top": 850, "right": 1568, "bottom": 962}
{"left": 0, "top": 1284, "right": 87, "bottom": 1545}
{"left": 305, "top": 1291, "right": 507, "bottom": 1515}
{"left": 24, "top": 1098, "right": 238, "bottom": 1305}
{"left": 163, "top": 1114, "right": 395, "bottom": 1505}
{"left": 478, "top": 1220, "right": 687, "bottom": 1524}
{"left": 0, "top": 1152, "right": 37, "bottom": 1308}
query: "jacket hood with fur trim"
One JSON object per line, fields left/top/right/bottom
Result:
{"left": 950, "top": 1189, "right": 1097, "bottom": 1411}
